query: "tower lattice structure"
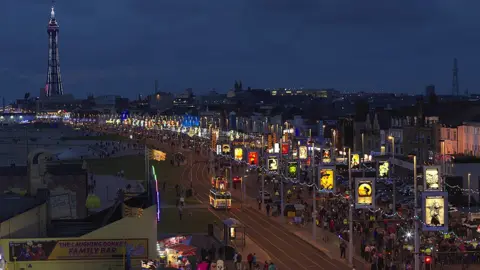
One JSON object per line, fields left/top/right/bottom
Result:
{"left": 452, "top": 58, "right": 459, "bottom": 96}
{"left": 45, "top": 5, "right": 64, "bottom": 97}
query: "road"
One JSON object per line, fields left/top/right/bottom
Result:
{"left": 190, "top": 158, "right": 350, "bottom": 270}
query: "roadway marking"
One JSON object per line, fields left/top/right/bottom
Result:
{"left": 228, "top": 209, "right": 324, "bottom": 270}
{"left": 242, "top": 203, "right": 344, "bottom": 269}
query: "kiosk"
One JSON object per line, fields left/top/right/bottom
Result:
{"left": 209, "top": 177, "right": 232, "bottom": 210}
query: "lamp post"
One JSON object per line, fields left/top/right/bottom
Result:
{"left": 312, "top": 142, "right": 316, "bottom": 241}
{"left": 411, "top": 154, "right": 420, "bottom": 270}
{"left": 348, "top": 148, "right": 353, "bottom": 265}
{"left": 361, "top": 132, "right": 365, "bottom": 177}
{"left": 388, "top": 136, "right": 395, "bottom": 211}
{"left": 468, "top": 172, "right": 472, "bottom": 210}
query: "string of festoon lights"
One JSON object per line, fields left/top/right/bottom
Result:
{"left": 106, "top": 120, "right": 479, "bottom": 245}
{"left": 210, "top": 149, "right": 480, "bottom": 245}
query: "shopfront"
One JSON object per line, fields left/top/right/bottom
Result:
{"left": 2, "top": 238, "right": 148, "bottom": 270}
{"left": 154, "top": 236, "right": 197, "bottom": 269}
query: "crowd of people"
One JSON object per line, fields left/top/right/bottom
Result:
{"left": 81, "top": 123, "right": 480, "bottom": 269}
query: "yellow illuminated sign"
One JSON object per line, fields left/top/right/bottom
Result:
{"left": 425, "top": 168, "right": 440, "bottom": 190}
{"left": 151, "top": 149, "right": 166, "bottom": 161}
{"left": 319, "top": 169, "right": 334, "bottom": 190}
{"left": 425, "top": 195, "right": 445, "bottom": 228}
{"left": 234, "top": 148, "right": 243, "bottom": 161}
{"left": 378, "top": 161, "right": 389, "bottom": 178}
{"left": 357, "top": 180, "right": 373, "bottom": 206}
{"left": 222, "top": 144, "right": 231, "bottom": 154}
{"left": 299, "top": 146, "right": 308, "bottom": 160}
{"left": 351, "top": 154, "right": 360, "bottom": 168}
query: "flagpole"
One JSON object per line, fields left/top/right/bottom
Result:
{"left": 145, "top": 144, "right": 150, "bottom": 201}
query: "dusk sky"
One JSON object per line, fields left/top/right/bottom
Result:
{"left": 1, "top": 0, "right": 479, "bottom": 101}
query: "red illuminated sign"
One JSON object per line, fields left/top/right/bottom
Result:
{"left": 281, "top": 143, "right": 289, "bottom": 155}
{"left": 248, "top": 152, "right": 258, "bottom": 165}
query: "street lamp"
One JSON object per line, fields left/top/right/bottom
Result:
{"left": 388, "top": 136, "right": 395, "bottom": 210}
{"left": 468, "top": 172, "right": 472, "bottom": 210}
{"left": 408, "top": 153, "right": 419, "bottom": 270}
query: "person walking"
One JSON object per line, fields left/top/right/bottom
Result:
{"left": 340, "top": 241, "right": 347, "bottom": 258}
{"left": 247, "top": 253, "right": 253, "bottom": 270}
{"left": 235, "top": 252, "right": 243, "bottom": 270}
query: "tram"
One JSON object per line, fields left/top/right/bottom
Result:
{"left": 209, "top": 176, "right": 232, "bottom": 210}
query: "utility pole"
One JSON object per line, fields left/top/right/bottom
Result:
{"left": 280, "top": 139, "right": 284, "bottom": 218}
{"left": 362, "top": 132, "right": 365, "bottom": 177}
{"left": 348, "top": 148, "right": 353, "bottom": 265}
{"left": 261, "top": 135, "right": 265, "bottom": 210}
{"left": 190, "top": 151, "right": 193, "bottom": 189}
{"left": 312, "top": 142, "right": 317, "bottom": 240}
{"left": 413, "top": 155, "right": 420, "bottom": 270}
{"left": 390, "top": 136, "right": 396, "bottom": 211}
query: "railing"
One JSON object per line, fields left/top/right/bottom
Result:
{"left": 435, "top": 251, "right": 480, "bottom": 266}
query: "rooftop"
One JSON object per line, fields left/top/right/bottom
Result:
{"left": 0, "top": 193, "right": 47, "bottom": 223}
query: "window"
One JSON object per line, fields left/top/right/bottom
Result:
{"left": 453, "top": 130, "right": 457, "bottom": 140}
{"left": 426, "top": 136, "right": 431, "bottom": 145}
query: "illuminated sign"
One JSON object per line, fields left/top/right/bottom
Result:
{"left": 299, "top": 146, "right": 308, "bottom": 160}
{"left": 248, "top": 152, "right": 259, "bottom": 166}
{"left": 355, "top": 178, "right": 375, "bottom": 209}
{"left": 351, "top": 154, "right": 360, "bottom": 168}
{"left": 221, "top": 144, "right": 231, "bottom": 155}
{"left": 234, "top": 148, "right": 243, "bottom": 161}
{"left": 321, "top": 149, "right": 331, "bottom": 164}
{"left": 267, "top": 156, "right": 278, "bottom": 172}
{"left": 287, "top": 162, "right": 298, "bottom": 179}
{"left": 422, "top": 192, "right": 448, "bottom": 231}
{"left": 9, "top": 239, "right": 148, "bottom": 261}
{"left": 273, "top": 143, "right": 280, "bottom": 153}
{"left": 281, "top": 143, "right": 289, "bottom": 155}
{"left": 378, "top": 161, "right": 389, "bottom": 178}
{"left": 424, "top": 166, "right": 441, "bottom": 191}
{"left": 151, "top": 149, "right": 166, "bottom": 161}
{"left": 216, "top": 145, "right": 222, "bottom": 155}
{"left": 267, "top": 134, "right": 273, "bottom": 150}
{"left": 319, "top": 167, "right": 335, "bottom": 191}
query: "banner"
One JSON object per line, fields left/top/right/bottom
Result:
{"left": 234, "top": 148, "right": 243, "bottom": 161}
{"left": 351, "top": 154, "right": 360, "bottom": 168}
{"left": 281, "top": 143, "right": 289, "bottom": 155}
{"left": 273, "top": 143, "right": 280, "bottom": 154}
{"left": 299, "top": 146, "right": 308, "bottom": 160}
{"left": 318, "top": 166, "right": 335, "bottom": 191}
{"left": 248, "top": 151, "right": 259, "bottom": 166}
{"left": 267, "top": 134, "right": 273, "bottom": 150}
{"left": 267, "top": 156, "right": 278, "bottom": 172}
{"left": 377, "top": 161, "right": 389, "bottom": 178}
{"left": 321, "top": 149, "right": 332, "bottom": 164}
{"left": 287, "top": 162, "right": 298, "bottom": 179}
{"left": 423, "top": 166, "right": 441, "bottom": 191}
{"left": 221, "top": 144, "right": 231, "bottom": 155}
{"left": 216, "top": 145, "right": 222, "bottom": 155}
{"left": 422, "top": 191, "right": 448, "bottom": 231}
{"left": 9, "top": 239, "right": 148, "bottom": 261}
{"left": 355, "top": 178, "right": 375, "bottom": 209}
{"left": 150, "top": 149, "right": 166, "bottom": 161}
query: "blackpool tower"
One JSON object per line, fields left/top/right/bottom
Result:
{"left": 45, "top": 4, "right": 64, "bottom": 96}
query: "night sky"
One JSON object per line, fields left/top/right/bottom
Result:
{"left": 1, "top": 0, "right": 479, "bottom": 101}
